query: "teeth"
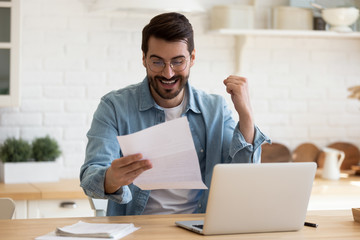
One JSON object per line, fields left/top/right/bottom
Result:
{"left": 161, "top": 79, "right": 176, "bottom": 84}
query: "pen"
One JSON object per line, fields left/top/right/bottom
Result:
{"left": 304, "top": 221, "right": 318, "bottom": 228}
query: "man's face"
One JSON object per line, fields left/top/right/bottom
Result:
{"left": 143, "top": 36, "right": 195, "bottom": 107}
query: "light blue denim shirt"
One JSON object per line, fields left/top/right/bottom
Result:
{"left": 80, "top": 77, "right": 270, "bottom": 216}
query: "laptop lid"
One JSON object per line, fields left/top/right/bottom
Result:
{"left": 176, "top": 162, "right": 316, "bottom": 235}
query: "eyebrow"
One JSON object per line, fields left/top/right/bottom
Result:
{"left": 149, "top": 54, "right": 186, "bottom": 60}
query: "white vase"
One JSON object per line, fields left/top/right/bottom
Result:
{"left": 0, "top": 161, "right": 60, "bottom": 183}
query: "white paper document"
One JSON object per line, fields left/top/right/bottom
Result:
{"left": 35, "top": 221, "right": 139, "bottom": 240}
{"left": 117, "top": 117, "right": 207, "bottom": 190}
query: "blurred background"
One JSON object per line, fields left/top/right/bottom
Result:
{"left": 0, "top": 0, "right": 360, "bottom": 178}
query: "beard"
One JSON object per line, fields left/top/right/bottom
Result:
{"left": 148, "top": 73, "right": 189, "bottom": 100}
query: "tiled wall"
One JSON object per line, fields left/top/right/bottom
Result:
{"left": 0, "top": 0, "right": 359, "bottom": 178}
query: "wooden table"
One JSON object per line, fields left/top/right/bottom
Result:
{"left": 0, "top": 210, "right": 359, "bottom": 240}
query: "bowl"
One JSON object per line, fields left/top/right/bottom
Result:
{"left": 322, "top": 7, "right": 359, "bottom": 32}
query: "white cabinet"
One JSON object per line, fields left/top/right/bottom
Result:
{"left": 13, "top": 200, "right": 27, "bottom": 219}
{"left": 27, "top": 199, "right": 93, "bottom": 219}
{"left": 14, "top": 199, "right": 94, "bottom": 219}
{"left": 3, "top": 179, "right": 95, "bottom": 219}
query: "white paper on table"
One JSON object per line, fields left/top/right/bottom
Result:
{"left": 35, "top": 221, "right": 139, "bottom": 240}
{"left": 117, "top": 117, "right": 207, "bottom": 190}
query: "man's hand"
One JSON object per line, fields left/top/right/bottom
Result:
{"left": 223, "top": 75, "right": 254, "bottom": 144}
{"left": 104, "top": 153, "right": 152, "bottom": 194}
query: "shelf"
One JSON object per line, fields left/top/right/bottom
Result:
{"left": 210, "top": 29, "right": 360, "bottom": 39}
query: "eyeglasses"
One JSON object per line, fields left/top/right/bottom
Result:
{"left": 147, "top": 56, "right": 188, "bottom": 73}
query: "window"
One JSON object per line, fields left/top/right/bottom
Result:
{"left": 0, "top": 0, "right": 20, "bottom": 107}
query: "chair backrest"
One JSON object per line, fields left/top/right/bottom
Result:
{"left": 0, "top": 198, "right": 16, "bottom": 219}
{"left": 88, "top": 197, "right": 108, "bottom": 217}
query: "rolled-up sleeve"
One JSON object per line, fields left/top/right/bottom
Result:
{"left": 229, "top": 123, "right": 271, "bottom": 163}
{"left": 80, "top": 97, "right": 133, "bottom": 204}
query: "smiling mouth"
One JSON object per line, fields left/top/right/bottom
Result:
{"left": 160, "top": 79, "right": 177, "bottom": 84}
{"left": 156, "top": 76, "right": 180, "bottom": 86}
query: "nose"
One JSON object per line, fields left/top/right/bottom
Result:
{"left": 161, "top": 63, "right": 175, "bottom": 79}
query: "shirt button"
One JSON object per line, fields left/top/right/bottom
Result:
{"left": 200, "top": 149, "right": 204, "bottom": 153}
{"left": 198, "top": 204, "right": 202, "bottom": 208}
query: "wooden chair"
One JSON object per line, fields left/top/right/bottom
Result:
{"left": 261, "top": 142, "right": 291, "bottom": 163}
{"left": 0, "top": 198, "right": 16, "bottom": 219}
{"left": 88, "top": 197, "right": 108, "bottom": 217}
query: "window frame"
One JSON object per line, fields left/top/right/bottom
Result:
{"left": 0, "top": 0, "right": 20, "bottom": 107}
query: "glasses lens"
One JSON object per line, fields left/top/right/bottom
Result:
{"left": 149, "top": 59, "right": 164, "bottom": 72}
{"left": 148, "top": 57, "right": 187, "bottom": 73}
{"left": 171, "top": 58, "right": 187, "bottom": 72}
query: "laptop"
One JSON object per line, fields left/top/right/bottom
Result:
{"left": 175, "top": 162, "right": 316, "bottom": 235}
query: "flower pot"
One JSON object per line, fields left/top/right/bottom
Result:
{"left": 0, "top": 161, "right": 60, "bottom": 183}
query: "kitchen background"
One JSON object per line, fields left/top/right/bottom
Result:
{"left": 0, "top": 0, "right": 360, "bottom": 178}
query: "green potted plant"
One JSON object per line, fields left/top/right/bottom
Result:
{"left": 0, "top": 136, "right": 62, "bottom": 183}
{"left": 32, "top": 136, "right": 61, "bottom": 162}
{"left": 0, "top": 138, "right": 32, "bottom": 163}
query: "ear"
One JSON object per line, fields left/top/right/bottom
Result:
{"left": 142, "top": 53, "right": 146, "bottom": 68}
{"left": 190, "top": 49, "right": 195, "bottom": 68}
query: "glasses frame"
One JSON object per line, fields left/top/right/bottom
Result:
{"left": 146, "top": 56, "right": 189, "bottom": 73}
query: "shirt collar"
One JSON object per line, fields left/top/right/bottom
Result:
{"left": 139, "top": 77, "right": 156, "bottom": 111}
{"left": 138, "top": 77, "right": 201, "bottom": 114}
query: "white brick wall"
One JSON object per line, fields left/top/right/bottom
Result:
{"left": 242, "top": 35, "right": 360, "bottom": 148}
{"left": 0, "top": 0, "right": 359, "bottom": 179}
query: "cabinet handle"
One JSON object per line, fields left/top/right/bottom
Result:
{"left": 60, "top": 201, "right": 77, "bottom": 209}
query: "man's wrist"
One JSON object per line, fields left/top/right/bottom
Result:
{"left": 104, "top": 168, "right": 121, "bottom": 194}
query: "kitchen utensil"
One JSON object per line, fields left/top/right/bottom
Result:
{"left": 310, "top": 3, "right": 327, "bottom": 30}
{"left": 292, "top": 143, "right": 320, "bottom": 163}
{"left": 351, "top": 165, "right": 360, "bottom": 175}
{"left": 348, "top": 85, "right": 360, "bottom": 100}
{"left": 352, "top": 208, "right": 360, "bottom": 223}
{"left": 311, "top": 3, "right": 325, "bottom": 11}
{"left": 322, "top": 7, "right": 359, "bottom": 32}
{"left": 261, "top": 143, "right": 291, "bottom": 163}
{"left": 273, "top": 6, "right": 313, "bottom": 30}
{"left": 210, "top": 5, "right": 254, "bottom": 30}
{"left": 317, "top": 142, "right": 360, "bottom": 170}
{"left": 321, "top": 147, "right": 345, "bottom": 180}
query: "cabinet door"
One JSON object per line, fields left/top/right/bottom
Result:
{"left": 13, "top": 200, "right": 27, "bottom": 219}
{"left": 27, "top": 199, "right": 94, "bottom": 219}
{"left": 0, "top": 0, "right": 20, "bottom": 107}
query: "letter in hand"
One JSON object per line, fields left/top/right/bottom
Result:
{"left": 104, "top": 153, "right": 152, "bottom": 194}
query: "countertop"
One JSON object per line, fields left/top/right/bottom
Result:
{"left": 0, "top": 179, "right": 87, "bottom": 200}
{"left": 0, "top": 171, "right": 359, "bottom": 203}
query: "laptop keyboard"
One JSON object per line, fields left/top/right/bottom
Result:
{"left": 193, "top": 224, "right": 204, "bottom": 229}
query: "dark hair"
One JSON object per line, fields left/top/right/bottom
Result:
{"left": 142, "top": 12, "right": 194, "bottom": 56}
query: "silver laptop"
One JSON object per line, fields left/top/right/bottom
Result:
{"left": 175, "top": 162, "right": 316, "bottom": 235}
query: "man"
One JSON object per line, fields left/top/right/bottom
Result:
{"left": 80, "top": 12, "right": 269, "bottom": 216}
